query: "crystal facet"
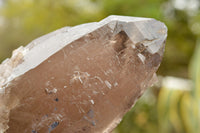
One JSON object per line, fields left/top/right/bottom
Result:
{"left": 0, "top": 15, "right": 167, "bottom": 133}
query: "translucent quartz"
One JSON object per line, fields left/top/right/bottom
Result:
{"left": 0, "top": 15, "right": 167, "bottom": 133}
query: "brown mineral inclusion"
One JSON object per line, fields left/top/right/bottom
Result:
{"left": 0, "top": 15, "right": 167, "bottom": 133}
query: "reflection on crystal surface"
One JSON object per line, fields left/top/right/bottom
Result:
{"left": 0, "top": 15, "right": 167, "bottom": 133}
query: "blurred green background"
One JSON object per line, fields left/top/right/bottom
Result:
{"left": 0, "top": 0, "right": 200, "bottom": 133}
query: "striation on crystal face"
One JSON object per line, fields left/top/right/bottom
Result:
{"left": 0, "top": 15, "right": 167, "bottom": 133}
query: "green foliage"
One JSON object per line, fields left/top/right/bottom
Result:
{"left": 157, "top": 40, "right": 200, "bottom": 133}
{"left": 101, "top": 0, "right": 164, "bottom": 19}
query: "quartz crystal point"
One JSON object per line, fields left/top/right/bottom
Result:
{"left": 0, "top": 15, "right": 167, "bottom": 133}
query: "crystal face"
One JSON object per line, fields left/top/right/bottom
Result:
{"left": 0, "top": 15, "right": 167, "bottom": 133}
